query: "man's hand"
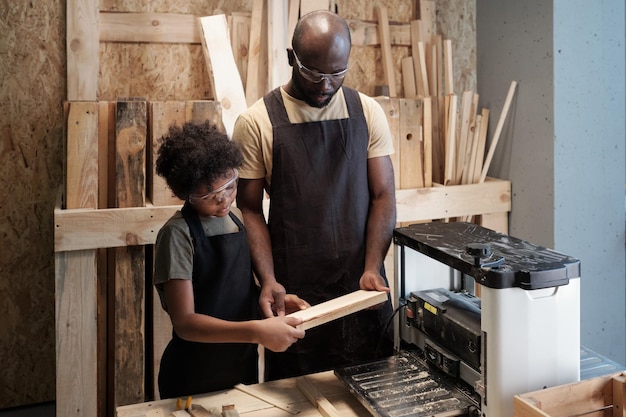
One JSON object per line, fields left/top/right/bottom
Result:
{"left": 259, "top": 281, "right": 287, "bottom": 318}
{"left": 283, "top": 294, "right": 311, "bottom": 315}
{"left": 359, "top": 269, "right": 390, "bottom": 292}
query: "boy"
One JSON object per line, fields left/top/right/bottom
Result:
{"left": 154, "top": 122, "right": 307, "bottom": 398}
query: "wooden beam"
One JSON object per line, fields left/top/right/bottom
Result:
{"left": 296, "top": 376, "right": 342, "bottom": 417}
{"left": 401, "top": 57, "right": 417, "bottom": 98}
{"left": 113, "top": 99, "right": 147, "bottom": 408}
{"left": 100, "top": 11, "right": 412, "bottom": 47}
{"left": 423, "top": 96, "right": 433, "bottom": 187}
{"left": 100, "top": 12, "right": 201, "bottom": 44}
{"left": 287, "top": 290, "right": 388, "bottom": 331}
{"left": 67, "top": 0, "right": 98, "bottom": 100}
{"left": 198, "top": 14, "right": 248, "bottom": 138}
{"left": 375, "top": 5, "right": 396, "bottom": 97}
{"left": 54, "top": 203, "right": 179, "bottom": 252}
{"left": 234, "top": 384, "right": 299, "bottom": 414}
{"left": 395, "top": 177, "right": 510, "bottom": 222}
{"left": 149, "top": 101, "right": 186, "bottom": 206}
{"left": 55, "top": 250, "right": 98, "bottom": 417}
{"left": 267, "top": 0, "right": 290, "bottom": 90}
{"left": 399, "top": 98, "right": 424, "bottom": 188}
{"left": 246, "top": 1, "right": 267, "bottom": 106}
{"left": 479, "top": 80, "right": 517, "bottom": 183}
{"left": 65, "top": 101, "right": 99, "bottom": 210}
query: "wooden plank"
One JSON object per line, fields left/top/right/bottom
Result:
{"left": 65, "top": 101, "right": 99, "bottom": 209}
{"left": 395, "top": 177, "right": 511, "bottom": 223}
{"left": 287, "top": 0, "right": 299, "bottom": 42}
{"left": 115, "top": 99, "right": 147, "bottom": 208}
{"left": 300, "top": 0, "right": 331, "bottom": 16}
{"left": 246, "top": 0, "right": 267, "bottom": 106}
{"left": 199, "top": 14, "right": 248, "bottom": 138}
{"left": 374, "top": 98, "right": 401, "bottom": 187}
{"left": 514, "top": 373, "right": 615, "bottom": 417}
{"left": 444, "top": 94, "right": 457, "bottom": 185}
{"left": 348, "top": 19, "right": 411, "bottom": 47}
{"left": 286, "top": 290, "right": 388, "bottom": 331}
{"left": 417, "top": 41, "right": 429, "bottom": 96}
{"left": 419, "top": 0, "right": 436, "bottom": 40}
{"left": 149, "top": 101, "right": 186, "bottom": 206}
{"left": 479, "top": 80, "right": 517, "bottom": 183}
{"left": 230, "top": 12, "right": 251, "bottom": 91}
{"left": 296, "top": 376, "right": 342, "bottom": 417}
{"left": 614, "top": 374, "right": 626, "bottom": 417}
{"left": 54, "top": 204, "right": 179, "bottom": 252}
{"left": 100, "top": 12, "right": 202, "bottom": 44}
{"left": 430, "top": 95, "right": 444, "bottom": 184}
{"left": 67, "top": 0, "right": 98, "bottom": 100}
{"left": 234, "top": 384, "right": 300, "bottom": 414}
{"left": 455, "top": 90, "right": 474, "bottom": 185}
{"left": 443, "top": 39, "right": 454, "bottom": 95}
{"left": 100, "top": 11, "right": 412, "bottom": 47}
{"left": 185, "top": 100, "right": 224, "bottom": 129}
{"left": 267, "top": 0, "right": 290, "bottom": 90}
{"left": 375, "top": 5, "right": 396, "bottom": 97}
{"left": 113, "top": 99, "right": 147, "bottom": 408}
{"left": 401, "top": 57, "right": 416, "bottom": 98}
{"left": 55, "top": 250, "right": 98, "bottom": 417}
{"left": 423, "top": 97, "right": 433, "bottom": 187}
{"left": 433, "top": 35, "right": 443, "bottom": 98}
{"left": 472, "top": 108, "right": 490, "bottom": 183}
{"left": 399, "top": 98, "right": 424, "bottom": 188}
{"left": 98, "top": 101, "right": 115, "bottom": 209}
{"left": 409, "top": 20, "right": 424, "bottom": 97}
{"left": 464, "top": 114, "right": 483, "bottom": 185}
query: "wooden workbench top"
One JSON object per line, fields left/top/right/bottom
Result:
{"left": 116, "top": 371, "right": 372, "bottom": 417}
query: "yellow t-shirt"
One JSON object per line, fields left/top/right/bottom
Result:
{"left": 232, "top": 87, "right": 394, "bottom": 187}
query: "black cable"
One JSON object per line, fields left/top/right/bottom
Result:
{"left": 374, "top": 298, "right": 408, "bottom": 359}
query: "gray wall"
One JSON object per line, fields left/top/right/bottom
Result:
{"left": 476, "top": 0, "right": 626, "bottom": 364}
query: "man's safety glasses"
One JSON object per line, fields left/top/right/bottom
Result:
{"left": 292, "top": 50, "right": 348, "bottom": 84}
{"left": 188, "top": 169, "right": 238, "bottom": 205}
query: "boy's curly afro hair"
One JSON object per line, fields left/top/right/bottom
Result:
{"left": 155, "top": 121, "right": 243, "bottom": 200}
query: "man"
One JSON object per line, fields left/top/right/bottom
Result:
{"left": 233, "top": 10, "right": 396, "bottom": 380}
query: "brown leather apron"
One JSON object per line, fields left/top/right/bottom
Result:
{"left": 264, "top": 87, "right": 393, "bottom": 380}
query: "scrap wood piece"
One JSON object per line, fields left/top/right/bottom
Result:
{"left": 479, "top": 80, "right": 518, "bottom": 183}
{"left": 423, "top": 96, "right": 433, "bottom": 187}
{"left": 613, "top": 374, "right": 626, "bottom": 417}
{"left": 245, "top": 0, "right": 266, "bottom": 106}
{"left": 296, "top": 376, "right": 341, "bottom": 417}
{"left": 375, "top": 5, "right": 396, "bottom": 97}
{"left": 221, "top": 404, "right": 240, "bottom": 417}
{"left": 234, "top": 384, "right": 300, "bottom": 414}
{"left": 286, "top": 290, "right": 388, "bottom": 331}
{"left": 198, "top": 14, "right": 248, "bottom": 138}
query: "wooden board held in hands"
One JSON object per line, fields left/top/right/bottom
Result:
{"left": 287, "top": 290, "right": 388, "bottom": 331}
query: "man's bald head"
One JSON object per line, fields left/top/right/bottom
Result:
{"left": 292, "top": 10, "right": 351, "bottom": 58}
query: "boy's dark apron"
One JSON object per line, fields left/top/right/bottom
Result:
{"left": 158, "top": 203, "right": 260, "bottom": 398}
{"left": 264, "top": 86, "right": 393, "bottom": 381}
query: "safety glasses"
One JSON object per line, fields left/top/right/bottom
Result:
{"left": 292, "top": 49, "right": 348, "bottom": 84}
{"left": 188, "top": 169, "right": 239, "bottom": 205}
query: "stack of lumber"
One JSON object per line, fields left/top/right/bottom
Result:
{"left": 376, "top": 1, "right": 517, "bottom": 190}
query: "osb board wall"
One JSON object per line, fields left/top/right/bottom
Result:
{"left": 0, "top": 0, "right": 475, "bottom": 409}
{"left": 0, "top": 0, "right": 66, "bottom": 410}
{"left": 97, "top": 0, "right": 476, "bottom": 100}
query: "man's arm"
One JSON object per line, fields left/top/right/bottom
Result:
{"left": 360, "top": 155, "right": 397, "bottom": 291}
{"left": 236, "top": 178, "right": 287, "bottom": 317}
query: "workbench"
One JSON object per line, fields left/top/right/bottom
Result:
{"left": 116, "top": 371, "right": 371, "bottom": 417}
